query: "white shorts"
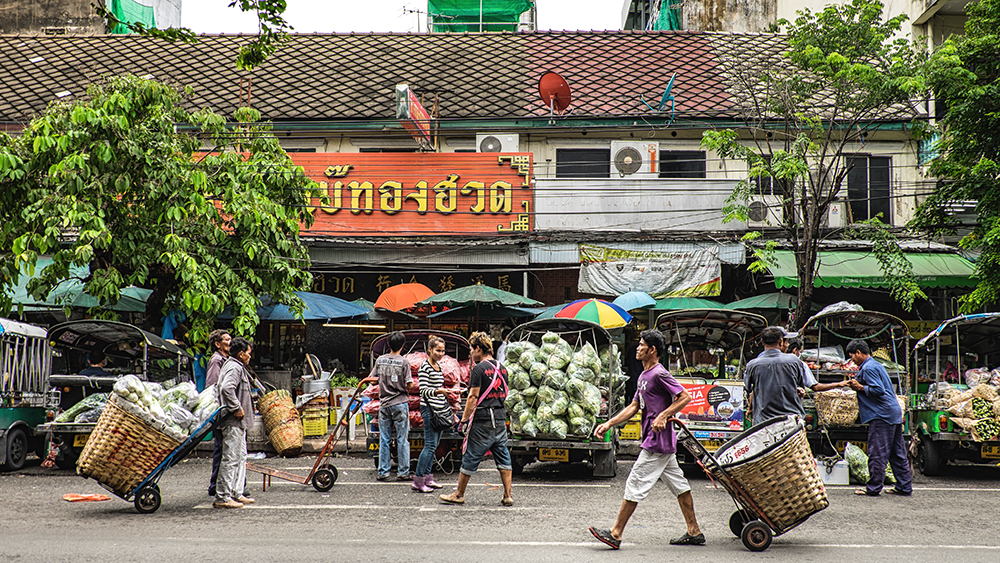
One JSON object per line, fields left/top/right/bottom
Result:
{"left": 623, "top": 448, "right": 691, "bottom": 503}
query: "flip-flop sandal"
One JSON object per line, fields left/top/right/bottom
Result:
{"left": 439, "top": 493, "right": 465, "bottom": 505}
{"left": 501, "top": 497, "right": 514, "bottom": 506}
{"left": 854, "top": 489, "right": 879, "bottom": 496}
{"left": 589, "top": 527, "right": 621, "bottom": 549}
{"left": 669, "top": 532, "right": 706, "bottom": 545}
{"left": 884, "top": 488, "right": 911, "bottom": 496}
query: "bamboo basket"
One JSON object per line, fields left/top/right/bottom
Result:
{"left": 77, "top": 396, "right": 180, "bottom": 497}
{"left": 814, "top": 388, "right": 859, "bottom": 427}
{"left": 268, "top": 418, "right": 303, "bottom": 456}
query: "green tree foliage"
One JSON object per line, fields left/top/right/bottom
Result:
{"left": 914, "top": 0, "right": 1000, "bottom": 311}
{"left": 0, "top": 75, "right": 321, "bottom": 345}
{"left": 701, "top": 0, "right": 924, "bottom": 324}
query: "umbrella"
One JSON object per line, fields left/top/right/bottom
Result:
{"left": 651, "top": 297, "right": 725, "bottom": 310}
{"left": 351, "top": 298, "right": 417, "bottom": 321}
{"left": 726, "top": 292, "right": 816, "bottom": 311}
{"left": 533, "top": 302, "right": 573, "bottom": 320}
{"left": 415, "top": 284, "right": 542, "bottom": 308}
{"left": 256, "top": 291, "right": 368, "bottom": 321}
{"left": 374, "top": 283, "right": 435, "bottom": 312}
{"left": 612, "top": 291, "right": 656, "bottom": 311}
{"left": 427, "top": 304, "right": 540, "bottom": 319}
{"left": 554, "top": 298, "right": 632, "bottom": 328}
{"left": 23, "top": 282, "right": 150, "bottom": 312}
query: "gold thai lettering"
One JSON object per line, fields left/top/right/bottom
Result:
{"left": 498, "top": 155, "right": 531, "bottom": 186}
{"left": 349, "top": 181, "right": 374, "bottom": 215}
{"left": 379, "top": 181, "right": 403, "bottom": 214}
{"left": 376, "top": 275, "right": 393, "bottom": 292}
{"left": 433, "top": 174, "right": 460, "bottom": 213}
{"left": 315, "top": 181, "right": 343, "bottom": 214}
{"left": 489, "top": 181, "right": 512, "bottom": 213}
{"left": 341, "top": 277, "right": 354, "bottom": 294}
{"left": 461, "top": 181, "right": 486, "bottom": 213}
{"left": 312, "top": 274, "right": 326, "bottom": 293}
{"left": 324, "top": 165, "right": 353, "bottom": 178}
{"left": 405, "top": 181, "right": 430, "bottom": 214}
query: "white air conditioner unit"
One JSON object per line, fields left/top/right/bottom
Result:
{"left": 792, "top": 200, "right": 847, "bottom": 229}
{"left": 611, "top": 141, "right": 660, "bottom": 178}
{"left": 476, "top": 133, "right": 519, "bottom": 153}
{"left": 747, "top": 195, "right": 783, "bottom": 228}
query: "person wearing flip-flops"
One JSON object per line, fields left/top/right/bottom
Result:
{"left": 588, "top": 329, "right": 705, "bottom": 549}
{"left": 439, "top": 332, "right": 514, "bottom": 507}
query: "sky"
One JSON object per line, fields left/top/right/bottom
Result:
{"left": 180, "top": 0, "right": 626, "bottom": 35}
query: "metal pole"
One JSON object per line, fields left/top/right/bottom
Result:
{"left": 480, "top": 0, "right": 483, "bottom": 31}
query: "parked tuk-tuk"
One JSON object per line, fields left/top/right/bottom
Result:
{"left": 654, "top": 309, "right": 767, "bottom": 461}
{"left": 911, "top": 313, "right": 1000, "bottom": 475}
{"left": 1, "top": 318, "right": 57, "bottom": 471}
{"left": 799, "top": 309, "right": 911, "bottom": 456}
{"left": 38, "top": 320, "right": 193, "bottom": 469}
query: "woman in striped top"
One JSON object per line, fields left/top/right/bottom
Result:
{"left": 413, "top": 336, "right": 451, "bottom": 493}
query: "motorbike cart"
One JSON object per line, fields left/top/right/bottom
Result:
{"left": 654, "top": 309, "right": 767, "bottom": 463}
{"left": 37, "top": 320, "right": 194, "bottom": 469}
{"left": 911, "top": 313, "right": 1000, "bottom": 475}
{"left": 1, "top": 317, "right": 58, "bottom": 471}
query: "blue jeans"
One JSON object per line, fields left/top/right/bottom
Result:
{"left": 416, "top": 404, "right": 444, "bottom": 477}
{"left": 378, "top": 402, "right": 410, "bottom": 477}
{"left": 460, "top": 418, "right": 512, "bottom": 475}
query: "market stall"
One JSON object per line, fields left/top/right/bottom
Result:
{"left": 911, "top": 313, "right": 1000, "bottom": 475}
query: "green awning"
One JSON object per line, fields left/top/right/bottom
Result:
{"left": 769, "top": 250, "right": 976, "bottom": 289}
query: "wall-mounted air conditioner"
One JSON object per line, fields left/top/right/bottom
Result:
{"left": 476, "top": 133, "right": 519, "bottom": 152}
{"left": 824, "top": 201, "right": 846, "bottom": 229}
{"left": 610, "top": 141, "right": 660, "bottom": 178}
{"left": 747, "top": 195, "right": 783, "bottom": 228}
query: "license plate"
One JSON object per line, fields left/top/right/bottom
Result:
{"left": 410, "top": 438, "right": 425, "bottom": 450}
{"left": 836, "top": 440, "right": 866, "bottom": 454}
{"left": 73, "top": 434, "right": 90, "bottom": 447}
{"left": 539, "top": 448, "right": 569, "bottom": 462}
{"left": 982, "top": 445, "right": 1000, "bottom": 459}
{"left": 702, "top": 439, "right": 725, "bottom": 452}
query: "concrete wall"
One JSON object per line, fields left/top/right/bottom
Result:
{"left": 0, "top": 0, "right": 105, "bottom": 35}
{"left": 683, "top": 0, "right": 777, "bottom": 33}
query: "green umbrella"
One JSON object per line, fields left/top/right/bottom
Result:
{"left": 415, "top": 284, "right": 542, "bottom": 308}
{"left": 726, "top": 293, "right": 819, "bottom": 311}
{"left": 651, "top": 297, "right": 725, "bottom": 310}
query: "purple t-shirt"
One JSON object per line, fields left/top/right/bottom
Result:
{"left": 632, "top": 363, "right": 685, "bottom": 455}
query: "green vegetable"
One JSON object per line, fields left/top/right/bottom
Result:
{"left": 56, "top": 393, "right": 110, "bottom": 423}
{"left": 567, "top": 402, "right": 585, "bottom": 420}
{"left": 582, "top": 383, "right": 602, "bottom": 416}
{"left": 505, "top": 341, "right": 524, "bottom": 363}
{"left": 542, "top": 331, "right": 561, "bottom": 344}
{"left": 551, "top": 390, "right": 570, "bottom": 416}
{"left": 544, "top": 369, "right": 568, "bottom": 390}
{"left": 549, "top": 418, "right": 569, "bottom": 439}
{"left": 529, "top": 362, "right": 547, "bottom": 386}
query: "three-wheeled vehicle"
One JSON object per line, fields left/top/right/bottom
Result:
{"left": 505, "top": 318, "right": 624, "bottom": 478}
{"left": 654, "top": 309, "right": 767, "bottom": 462}
{"left": 1, "top": 317, "right": 57, "bottom": 471}
{"left": 799, "top": 309, "right": 911, "bottom": 456}
{"left": 37, "top": 320, "right": 193, "bottom": 469}
{"left": 364, "top": 330, "right": 470, "bottom": 474}
{"left": 911, "top": 313, "right": 1000, "bottom": 475}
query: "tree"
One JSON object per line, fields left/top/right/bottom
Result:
{"left": 96, "top": 1, "right": 292, "bottom": 70}
{"left": 701, "top": 0, "right": 926, "bottom": 324}
{"left": 0, "top": 75, "right": 322, "bottom": 346}
{"left": 913, "top": 0, "right": 1000, "bottom": 311}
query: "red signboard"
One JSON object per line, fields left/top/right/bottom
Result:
{"left": 395, "top": 84, "right": 433, "bottom": 145}
{"left": 293, "top": 153, "right": 533, "bottom": 236}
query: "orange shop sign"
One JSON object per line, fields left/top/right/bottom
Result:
{"left": 294, "top": 153, "right": 533, "bottom": 236}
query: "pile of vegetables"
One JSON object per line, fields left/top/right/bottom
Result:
{"left": 55, "top": 393, "right": 110, "bottom": 423}
{"left": 111, "top": 375, "right": 219, "bottom": 442}
{"left": 503, "top": 331, "right": 625, "bottom": 440}
{"left": 361, "top": 351, "right": 467, "bottom": 428}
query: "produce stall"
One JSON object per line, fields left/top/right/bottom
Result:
{"left": 37, "top": 320, "right": 194, "bottom": 469}
{"left": 799, "top": 308, "right": 911, "bottom": 456}
{"left": 504, "top": 318, "right": 626, "bottom": 478}
{"left": 1, "top": 318, "right": 57, "bottom": 471}
{"left": 654, "top": 309, "right": 767, "bottom": 462}
{"left": 363, "top": 330, "right": 471, "bottom": 474}
{"left": 911, "top": 313, "right": 1000, "bottom": 475}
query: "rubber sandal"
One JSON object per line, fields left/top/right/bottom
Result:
{"left": 501, "top": 497, "right": 513, "bottom": 506}
{"left": 669, "top": 532, "right": 705, "bottom": 546}
{"left": 885, "top": 488, "right": 911, "bottom": 496}
{"left": 439, "top": 492, "right": 465, "bottom": 505}
{"left": 854, "top": 489, "right": 879, "bottom": 496}
{"left": 589, "top": 527, "right": 620, "bottom": 549}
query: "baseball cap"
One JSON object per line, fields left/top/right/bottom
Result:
{"left": 767, "top": 326, "right": 799, "bottom": 339}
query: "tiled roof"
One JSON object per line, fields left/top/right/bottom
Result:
{"left": 0, "top": 31, "right": 914, "bottom": 124}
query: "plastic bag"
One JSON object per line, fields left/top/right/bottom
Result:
{"left": 535, "top": 404, "right": 554, "bottom": 434}
{"left": 541, "top": 331, "right": 561, "bottom": 345}
{"left": 536, "top": 385, "right": 556, "bottom": 405}
{"left": 521, "top": 385, "right": 538, "bottom": 406}
{"left": 506, "top": 389, "right": 522, "bottom": 410}
{"left": 74, "top": 408, "right": 104, "bottom": 423}
{"left": 529, "top": 362, "right": 547, "bottom": 386}
{"left": 56, "top": 393, "right": 110, "bottom": 423}
{"left": 546, "top": 348, "right": 571, "bottom": 371}
{"left": 565, "top": 378, "right": 587, "bottom": 402}
{"left": 582, "top": 383, "right": 602, "bottom": 416}
{"left": 544, "top": 369, "right": 568, "bottom": 390}
{"left": 166, "top": 402, "right": 195, "bottom": 430}
{"left": 505, "top": 341, "right": 524, "bottom": 364}
{"left": 549, "top": 418, "right": 569, "bottom": 440}
{"left": 845, "top": 442, "right": 869, "bottom": 484}
{"left": 567, "top": 402, "right": 585, "bottom": 420}
{"left": 965, "top": 367, "right": 990, "bottom": 388}
{"left": 551, "top": 390, "right": 569, "bottom": 416}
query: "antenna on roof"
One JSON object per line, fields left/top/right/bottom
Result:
{"left": 658, "top": 73, "right": 676, "bottom": 126}
{"left": 537, "top": 71, "right": 572, "bottom": 125}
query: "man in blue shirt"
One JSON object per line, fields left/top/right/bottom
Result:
{"left": 845, "top": 339, "right": 912, "bottom": 496}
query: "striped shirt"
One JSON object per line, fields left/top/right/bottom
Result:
{"left": 418, "top": 360, "right": 449, "bottom": 412}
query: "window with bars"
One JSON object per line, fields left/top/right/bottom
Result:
{"left": 846, "top": 155, "right": 891, "bottom": 223}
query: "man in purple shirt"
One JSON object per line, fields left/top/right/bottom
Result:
{"left": 588, "top": 329, "right": 705, "bottom": 549}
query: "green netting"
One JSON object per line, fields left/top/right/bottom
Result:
{"left": 109, "top": 0, "right": 156, "bottom": 35}
{"left": 429, "top": 0, "right": 533, "bottom": 32}
{"left": 654, "top": 4, "right": 682, "bottom": 31}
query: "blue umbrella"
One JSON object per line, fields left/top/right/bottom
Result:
{"left": 254, "top": 292, "right": 368, "bottom": 321}
{"left": 612, "top": 291, "right": 656, "bottom": 311}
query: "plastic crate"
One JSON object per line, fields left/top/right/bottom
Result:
{"left": 302, "top": 414, "right": 329, "bottom": 437}
{"left": 619, "top": 414, "right": 642, "bottom": 441}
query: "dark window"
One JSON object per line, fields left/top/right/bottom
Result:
{"left": 753, "top": 155, "right": 774, "bottom": 196}
{"left": 454, "top": 149, "right": 477, "bottom": 153}
{"left": 556, "top": 148, "right": 610, "bottom": 178}
{"left": 359, "top": 147, "right": 420, "bottom": 153}
{"left": 658, "top": 150, "right": 706, "bottom": 179}
{"left": 847, "top": 156, "right": 892, "bottom": 223}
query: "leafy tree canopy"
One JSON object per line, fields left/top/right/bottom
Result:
{"left": 0, "top": 75, "right": 321, "bottom": 347}
{"left": 913, "top": 0, "right": 1000, "bottom": 311}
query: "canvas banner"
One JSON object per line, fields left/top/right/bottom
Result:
{"left": 577, "top": 244, "right": 721, "bottom": 297}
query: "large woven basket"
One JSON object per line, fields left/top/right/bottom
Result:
{"left": 712, "top": 416, "right": 828, "bottom": 533}
{"left": 77, "top": 396, "right": 180, "bottom": 497}
{"left": 814, "top": 389, "right": 859, "bottom": 427}
{"left": 268, "top": 418, "right": 303, "bottom": 456}
{"left": 258, "top": 390, "right": 302, "bottom": 456}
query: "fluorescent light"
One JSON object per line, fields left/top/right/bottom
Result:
{"left": 323, "top": 323, "right": 386, "bottom": 329}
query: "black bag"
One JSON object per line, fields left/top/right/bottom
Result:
{"left": 428, "top": 403, "right": 455, "bottom": 431}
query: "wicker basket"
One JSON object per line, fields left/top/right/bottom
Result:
{"left": 712, "top": 418, "right": 828, "bottom": 533}
{"left": 77, "top": 396, "right": 180, "bottom": 497}
{"left": 268, "top": 418, "right": 303, "bottom": 456}
{"left": 814, "top": 389, "right": 859, "bottom": 427}
{"left": 258, "top": 390, "right": 303, "bottom": 456}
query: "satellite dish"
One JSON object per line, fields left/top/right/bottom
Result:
{"left": 538, "top": 71, "right": 571, "bottom": 113}
{"left": 479, "top": 135, "right": 503, "bottom": 152}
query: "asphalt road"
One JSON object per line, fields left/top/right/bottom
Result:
{"left": 2, "top": 451, "right": 999, "bottom": 563}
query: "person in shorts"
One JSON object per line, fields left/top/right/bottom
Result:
{"left": 588, "top": 329, "right": 704, "bottom": 549}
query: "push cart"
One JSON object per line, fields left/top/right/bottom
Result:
{"left": 673, "top": 415, "right": 828, "bottom": 551}
{"left": 246, "top": 377, "right": 373, "bottom": 492}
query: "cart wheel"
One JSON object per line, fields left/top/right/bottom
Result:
{"left": 741, "top": 520, "right": 772, "bottom": 552}
{"left": 134, "top": 487, "right": 161, "bottom": 514}
{"left": 312, "top": 465, "right": 338, "bottom": 492}
{"left": 729, "top": 510, "right": 752, "bottom": 537}
{"left": 918, "top": 436, "right": 943, "bottom": 476}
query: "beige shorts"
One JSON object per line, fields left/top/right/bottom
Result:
{"left": 623, "top": 448, "right": 691, "bottom": 503}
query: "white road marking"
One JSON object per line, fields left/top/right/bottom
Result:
{"left": 195, "top": 504, "right": 543, "bottom": 511}
{"left": 249, "top": 480, "right": 610, "bottom": 488}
